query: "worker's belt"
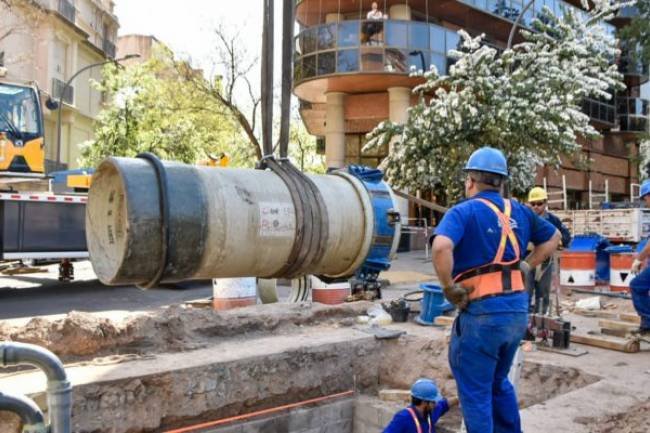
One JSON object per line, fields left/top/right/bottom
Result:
{"left": 455, "top": 262, "right": 525, "bottom": 301}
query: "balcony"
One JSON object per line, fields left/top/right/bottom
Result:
{"left": 58, "top": 0, "right": 75, "bottom": 24}
{"left": 52, "top": 78, "right": 74, "bottom": 105}
{"left": 618, "top": 51, "right": 650, "bottom": 85}
{"left": 617, "top": 97, "right": 649, "bottom": 133}
{"left": 102, "top": 38, "right": 116, "bottom": 58}
{"left": 294, "top": 19, "right": 461, "bottom": 101}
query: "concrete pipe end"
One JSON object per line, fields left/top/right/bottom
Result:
{"left": 85, "top": 157, "right": 132, "bottom": 285}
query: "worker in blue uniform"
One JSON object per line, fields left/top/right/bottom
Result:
{"left": 629, "top": 179, "right": 650, "bottom": 336}
{"left": 432, "top": 147, "right": 560, "bottom": 433}
{"left": 383, "top": 378, "right": 458, "bottom": 433}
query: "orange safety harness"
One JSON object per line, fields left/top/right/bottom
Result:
{"left": 452, "top": 198, "right": 524, "bottom": 301}
{"left": 406, "top": 407, "right": 432, "bottom": 433}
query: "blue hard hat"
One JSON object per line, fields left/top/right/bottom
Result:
{"left": 464, "top": 147, "right": 509, "bottom": 177}
{"left": 641, "top": 180, "right": 650, "bottom": 199}
{"left": 411, "top": 378, "right": 442, "bottom": 402}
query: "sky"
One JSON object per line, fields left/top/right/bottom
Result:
{"left": 114, "top": 0, "right": 284, "bottom": 81}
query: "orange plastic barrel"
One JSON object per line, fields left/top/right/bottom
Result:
{"left": 312, "top": 282, "right": 351, "bottom": 305}
{"left": 560, "top": 251, "right": 596, "bottom": 291}
{"left": 609, "top": 253, "right": 634, "bottom": 293}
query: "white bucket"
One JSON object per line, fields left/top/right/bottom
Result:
{"left": 212, "top": 277, "right": 257, "bottom": 310}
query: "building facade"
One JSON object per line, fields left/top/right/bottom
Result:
{"left": 0, "top": 0, "right": 119, "bottom": 170}
{"left": 292, "top": 0, "right": 649, "bottom": 210}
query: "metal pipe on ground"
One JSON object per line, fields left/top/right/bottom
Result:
{"left": 0, "top": 392, "right": 47, "bottom": 433}
{"left": 86, "top": 157, "right": 393, "bottom": 286}
{"left": 0, "top": 342, "right": 72, "bottom": 433}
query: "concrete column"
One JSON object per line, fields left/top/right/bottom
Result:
{"left": 325, "top": 13, "right": 343, "bottom": 23}
{"left": 388, "top": 86, "right": 411, "bottom": 125}
{"left": 389, "top": 4, "right": 412, "bottom": 20}
{"left": 325, "top": 92, "right": 346, "bottom": 170}
{"left": 388, "top": 87, "right": 412, "bottom": 219}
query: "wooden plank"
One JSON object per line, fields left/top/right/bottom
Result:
{"left": 618, "top": 313, "right": 641, "bottom": 324}
{"left": 598, "top": 319, "right": 639, "bottom": 332}
{"left": 570, "top": 333, "right": 640, "bottom": 353}
{"left": 391, "top": 189, "right": 449, "bottom": 213}
{"left": 573, "top": 309, "right": 641, "bottom": 325}
{"left": 601, "top": 328, "right": 629, "bottom": 338}
{"left": 434, "top": 316, "right": 455, "bottom": 326}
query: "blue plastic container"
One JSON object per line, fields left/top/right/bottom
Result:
{"left": 416, "top": 283, "right": 454, "bottom": 326}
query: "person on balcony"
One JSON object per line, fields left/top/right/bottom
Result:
{"left": 363, "top": 2, "right": 387, "bottom": 46}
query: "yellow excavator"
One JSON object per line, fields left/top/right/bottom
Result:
{"left": 0, "top": 79, "right": 45, "bottom": 176}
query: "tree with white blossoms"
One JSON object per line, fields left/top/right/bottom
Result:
{"left": 364, "top": 0, "right": 628, "bottom": 203}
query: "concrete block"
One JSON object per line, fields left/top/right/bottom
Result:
{"left": 322, "top": 419, "right": 353, "bottom": 433}
{"left": 378, "top": 389, "right": 410, "bottom": 403}
{"left": 354, "top": 399, "right": 380, "bottom": 425}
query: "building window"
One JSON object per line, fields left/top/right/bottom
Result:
{"left": 337, "top": 49, "right": 359, "bottom": 72}
{"left": 301, "top": 28, "right": 318, "bottom": 55}
{"left": 409, "top": 22, "right": 429, "bottom": 51}
{"left": 385, "top": 21, "right": 408, "bottom": 48}
{"left": 360, "top": 48, "right": 384, "bottom": 72}
{"left": 318, "top": 52, "right": 336, "bottom": 75}
{"left": 385, "top": 49, "right": 408, "bottom": 73}
{"left": 294, "top": 58, "right": 303, "bottom": 82}
{"left": 430, "top": 26, "right": 445, "bottom": 53}
{"left": 431, "top": 53, "right": 446, "bottom": 74}
{"left": 446, "top": 30, "right": 461, "bottom": 53}
{"left": 318, "top": 24, "right": 337, "bottom": 50}
{"left": 408, "top": 50, "right": 429, "bottom": 72}
{"left": 338, "top": 21, "right": 359, "bottom": 47}
{"left": 361, "top": 21, "right": 384, "bottom": 46}
{"left": 303, "top": 55, "right": 316, "bottom": 78}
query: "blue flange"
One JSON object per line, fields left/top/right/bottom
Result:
{"left": 346, "top": 165, "right": 400, "bottom": 282}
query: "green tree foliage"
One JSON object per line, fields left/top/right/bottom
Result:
{"left": 80, "top": 46, "right": 250, "bottom": 167}
{"left": 365, "top": 2, "right": 625, "bottom": 203}
{"left": 618, "top": 0, "right": 650, "bottom": 66}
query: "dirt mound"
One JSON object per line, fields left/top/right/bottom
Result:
{"left": 585, "top": 400, "right": 650, "bottom": 433}
{"left": 0, "top": 302, "right": 371, "bottom": 362}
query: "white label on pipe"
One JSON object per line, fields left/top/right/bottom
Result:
{"left": 259, "top": 202, "right": 295, "bottom": 237}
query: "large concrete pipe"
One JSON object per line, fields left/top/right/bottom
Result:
{"left": 86, "top": 157, "right": 400, "bottom": 287}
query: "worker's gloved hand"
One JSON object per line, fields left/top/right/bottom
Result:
{"left": 443, "top": 284, "right": 472, "bottom": 310}
{"left": 631, "top": 258, "right": 643, "bottom": 274}
{"left": 519, "top": 260, "right": 531, "bottom": 276}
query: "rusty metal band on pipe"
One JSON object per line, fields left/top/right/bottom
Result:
{"left": 86, "top": 157, "right": 373, "bottom": 286}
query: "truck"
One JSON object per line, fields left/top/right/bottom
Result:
{"left": 0, "top": 75, "right": 89, "bottom": 281}
{"left": 554, "top": 208, "right": 650, "bottom": 244}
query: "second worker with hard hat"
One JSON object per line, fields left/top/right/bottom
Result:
{"left": 432, "top": 147, "right": 560, "bottom": 433}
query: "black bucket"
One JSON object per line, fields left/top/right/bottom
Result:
{"left": 385, "top": 299, "right": 410, "bottom": 322}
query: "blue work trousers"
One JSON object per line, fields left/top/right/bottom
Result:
{"left": 629, "top": 267, "right": 650, "bottom": 330}
{"left": 449, "top": 312, "right": 528, "bottom": 433}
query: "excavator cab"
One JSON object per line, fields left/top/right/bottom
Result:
{"left": 0, "top": 81, "right": 45, "bottom": 175}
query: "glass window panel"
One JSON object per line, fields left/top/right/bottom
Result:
{"left": 446, "top": 30, "right": 461, "bottom": 54}
{"left": 318, "top": 23, "right": 336, "bottom": 50}
{"left": 360, "top": 48, "right": 384, "bottom": 72}
{"left": 337, "top": 49, "right": 359, "bottom": 72}
{"left": 431, "top": 53, "right": 446, "bottom": 74}
{"left": 430, "top": 26, "right": 445, "bottom": 53}
{"left": 302, "top": 28, "right": 318, "bottom": 54}
{"left": 408, "top": 50, "right": 429, "bottom": 73}
{"left": 294, "top": 58, "right": 303, "bottom": 82}
{"left": 385, "top": 21, "right": 407, "bottom": 48}
{"left": 338, "top": 21, "right": 359, "bottom": 47}
{"left": 385, "top": 48, "right": 408, "bottom": 73}
{"left": 409, "top": 22, "right": 429, "bottom": 50}
{"left": 361, "top": 20, "right": 385, "bottom": 46}
{"left": 509, "top": 0, "right": 523, "bottom": 22}
{"left": 489, "top": 0, "right": 503, "bottom": 16}
{"left": 318, "top": 51, "right": 336, "bottom": 75}
{"left": 303, "top": 55, "right": 316, "bottom": 78}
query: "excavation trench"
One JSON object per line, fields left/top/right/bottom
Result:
{"left": 0, "top": 303, "right": 602, "bottom": 433}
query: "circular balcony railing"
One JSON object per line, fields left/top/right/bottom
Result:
{"left": 294, "top": 19, "right": 461, "bottom": 84}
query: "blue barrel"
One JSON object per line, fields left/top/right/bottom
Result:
{"left": 416, "top": 283, "right": 454, "bottom": 326}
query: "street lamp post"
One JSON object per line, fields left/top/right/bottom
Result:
{"left": 54, "top": 54, "right": 139, "bottom": 173}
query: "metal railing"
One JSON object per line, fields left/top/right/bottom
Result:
{"left": 401, "top": 218, "right": 431, "bottom": 258}
{"left": 58, "top": 0, "right": 75, "bottom": 23}
{"left": 51, "top": 78, "right": 74, "bottom": 105}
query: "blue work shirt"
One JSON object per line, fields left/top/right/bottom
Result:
{"left": 434, "top": 190, "right": 557, "bottom": 314}
{"left": 383, "top": 400, "right": 450, "bottom": 433}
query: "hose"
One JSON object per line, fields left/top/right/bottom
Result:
{"left": 0, "top": 391, "right": 46, "bottom": 433}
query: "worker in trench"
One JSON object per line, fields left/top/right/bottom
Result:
{"left": 524, "top": 187, "right": 572, "bottom": 315}
{"left": 629, "top": 179, "right": 650, "bottom": 336}
{"left": 432, "top": 147, "right": 560, "bottom": 433}
{"left": 383, "top": 378, "right": 458, "bottom": 433}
